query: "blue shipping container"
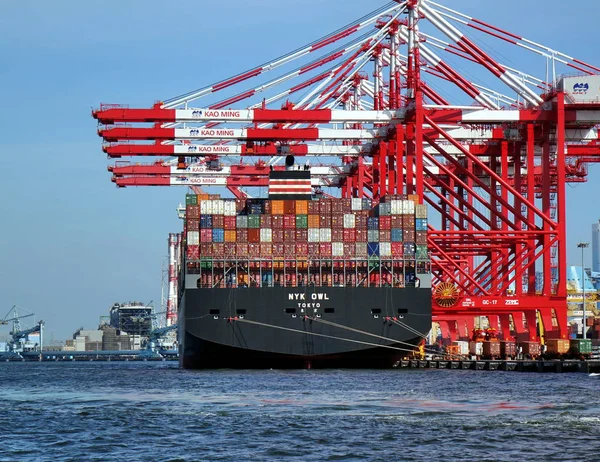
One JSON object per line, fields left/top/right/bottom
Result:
{"left": 212, "top": 229, "right": 225, "bottom": 243}
{"left": 391, "top": 228, "right": 403, "bottom": 242}
{"left": 403, "top": 242, "right": 416, "bottom": 256}
{"left": 416, "top": 218, "right": 428, "bottom": 231}
{"left": 200, "top": 215, "right": 213, "bottom": 229}
{"left": 367, "top": 217, "right": 379, "bottom": 230}
{"left": 368, "top": 242, "right": 380, "bottom": 256}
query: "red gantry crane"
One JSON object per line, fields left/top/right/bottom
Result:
{"left": 93, "top": 0, "right": 600, "bottom": 343}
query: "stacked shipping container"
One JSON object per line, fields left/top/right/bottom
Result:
{"left": 183, "top": 194, "right": 429, "bottom": 289}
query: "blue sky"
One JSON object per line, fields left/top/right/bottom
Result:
{"left": 1, "top": 0, "right": 599, "bottom": 341}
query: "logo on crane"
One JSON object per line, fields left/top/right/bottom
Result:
{"left": 433, "top": 282, "right": 460, "bottom": 308}
{"left": 573, "top": 82, "right": 590, "bottom": 94}
{"left": 191, "top": 110, "right": 203, "bottom": 117}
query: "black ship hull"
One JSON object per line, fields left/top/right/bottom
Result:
{"left": 179, "top": 286, "right": 431, "bottom": 369}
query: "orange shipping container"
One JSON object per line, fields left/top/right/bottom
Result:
{"left": 224, "top": 230, "right": 237, "bottom": 242}
{"left": 308, "top": 214, "right": 320, "bottom": 228}
{"left": 271, "top": 200, "right": 284, "bottom": 215}
{"left": 296, "top": 200, "right": 308, "bottom": 215}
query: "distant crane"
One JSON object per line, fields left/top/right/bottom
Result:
{"left": 130, "top": 309, "right": 178, "bottom": 357}
{"left": 0, "top": 306, "right": 44, "bottom": 358}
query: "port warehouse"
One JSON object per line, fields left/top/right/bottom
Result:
{"left": 90, "top": 0, "right": 600, "bottom": 365}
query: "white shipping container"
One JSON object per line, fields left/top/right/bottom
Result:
{"left": 200, "top": 200, "right": 213, "bottom": 215}
{"left": 187, "top": 231, "right": 200, "bottom": 245}
{"left": 343, "top": 214, "right": 356, "bottom": 228}
{"left": 351, "top": 198, "right": 362, "bottom": 211}
{"left": 223, "top": 201, "right": 237, "bottom": 216}
{"left": 308, "top": 229, "right": 320, "bottom": 242}
{"left": 213, "top": 200, "right": 224, "bottom": 215}
{"left": 355, "top": 242, "right": 367, "bottom": 255}
{"left": 453, "top": 341, "right": 469, "bottom": 356}
{"left": 406, "top": 200, "right": 415, "bottom": 215}
{"left": 319, "top": 228, "right": 332, "bottom": 242}
{"left": 379, "top": 242, "right": 391, "bottom": 256}
{"left": 332, "top": 242, "right": 344, "bottom": 256}
{"left": 469, "top": 342, "right": 483, "bottom": 356}
{"left": 260, "top": 228, "right": 272, "bottom": 242}
{"left": 390, "top": 200, "right": 402, "bottom": 215}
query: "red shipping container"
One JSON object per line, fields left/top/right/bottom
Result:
{"left": 343, "top": 229, "right": 356, "bottom": 242}
{"left": 186, "top": 205, "right": 200, "bottom": 219}
{"left": 264, "top": 201, "right": 272, "bottom": 214}
{"left": 248, "top": 243, "right": 261, "bottom": 257}
{"left": 332, "top": 229, "right": 344, "bottom": 241}
{"left": 321, "top": 215, "right": 332, "bottom": 228}
{"left": 379, "top": 216, "right": 391, "bottom": 230}
{"left": 355, "top": 229, "right": 367, "bottom": 242}
{"left": 391, "top": 242, "right": 404, "bottom": 257}
{"left": 212, "top": 243, "right": 224, "bottom": 256}
{"left": 272, "top": 243, "right": 285, "bottom": 257}
{"left": 260, "top": 243, "right": 272, "bottom": 257}
{"left": 235, "top": 199, "right": 246, "bottom": 213}
{"left": 355, "top": 214, "right": 368, "bottom": 229}
{"left": 260, "top": 215, "right": 272, "bottom": 227}
{"left": 331, "top": 214, "right": 343, "bottom": 229}
{"left": 237, "top": 229, "right": 248, "bottom": 243}
{"left": 236, "top": 243, "right": 248, "bottom": 257}
{"left": 201, "top": 229, "right": 212, "bottom": 242}
{"left": 284, "top": 230, "right": 295, "bottom": 242}
{"left": 416, "top": 231, "right": 427, "bottom": 244}
{"left": 332, "top": 202, "right": 344, "bottom": 214}
{"left": 391, "top": 215, "right": 402, "bottom": 228}
{"left": 321, "top": 200, "right": 333, "bottom": 214}
{"left": 296, "top": 242, "right": 308, "bottom": 256}
{"left": 201, "top": 243, "right": 212, "bottom": 257}
{"left": 319, "top": 243, "right": 332, "bottom": 256}
{"left": 308, "top": 243, "right": 319, "bottom": 256}
{"left": 248, "top": 229, "right": 260, "bottom": 243}
{"left": 284, "top": 200, "right": 296, "bottom": 214}
{"left": 308, "top": 201, "right": 319, "bottom": 214}
{"left": 272, "top": 215, "right": 284, "bottom": 229}
{"left": 187, "top": 220, "right": 199, "bottom": 231}
{"left": 342, "top": 198, "right": 352, "bottom": 213}
{"left": 343, "top": 243, "right": 355, "bottom": 256}
{"left": 380, "top": 230, "right": 391, "bottom": 242}
{"left": 213, "top": 215, "right": 224, "bottom": 228}
{"left": 284, "top": 214, "right": 296, "bottom": 228}
{"left": 224, "top": 216, "right": 236, "bottom": 230}
{"left": 296, "top": 229, "right": 308, "bottom": 241}
{"left": 402, "top": 216, "right": 415, "bottom": 228}
{"left": 224, "top": 243, "right": 236, "bottom": 255}
{"left": 272, "top": 229, "right": 284, "bottom": 243}
{"left": 404, "top": 229, "right": 415, "bottom": 241}
{"left": 187, "top": 245, "right": 200, "bottom": 260}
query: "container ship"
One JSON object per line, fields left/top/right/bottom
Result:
{"left": 178, "top": 168, "right": 432, "bottom": 368}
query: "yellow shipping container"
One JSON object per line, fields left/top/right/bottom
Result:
{"left": 271, "top": 200, "right": 284, "bottom": 215}
{"left": 224, "top": 230, "right": 237, "bottom": 242}
{"left": 546, "top": 339, "right": 570, "bottom": 355}
{"left": 407, "top": 194, "right": 420, "bottom": 203}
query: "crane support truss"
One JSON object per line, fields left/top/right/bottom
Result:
{"left": 94, "top": 0, "right": 600, "bottom": 342}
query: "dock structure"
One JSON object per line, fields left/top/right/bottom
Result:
{"left": 399, "top": 359, "right": 600, "bottom": 373}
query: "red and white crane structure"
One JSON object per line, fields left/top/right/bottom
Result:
{"left": 94, "top": 0, "right": 600, "bottom": 342}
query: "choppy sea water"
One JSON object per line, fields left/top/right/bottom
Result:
{"left": 1, "top": 362, "right": 599, "bottom": 461}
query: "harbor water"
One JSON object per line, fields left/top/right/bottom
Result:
{"left": 1, "top": 362, "right": 599, "bottom": 461}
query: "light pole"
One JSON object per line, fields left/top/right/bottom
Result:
{"left": 577, "top": 242, "right": 589, "bottom": 339}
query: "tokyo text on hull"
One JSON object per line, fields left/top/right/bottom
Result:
{"left": 179, "top": 286, "right": 431, "bottom": 369}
